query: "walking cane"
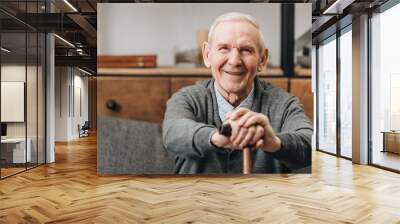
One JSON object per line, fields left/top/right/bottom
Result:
{"left": 219, "top": 123, "right": 252, "bottom": 174}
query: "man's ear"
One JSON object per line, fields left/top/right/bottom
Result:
{"left": 202, "top": 42, "right": 211, "bottom": 68}
{"left": 258, "top": 48, "right": 269, "bottom": 71}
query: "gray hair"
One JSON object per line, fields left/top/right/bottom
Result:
{"left": 207, "top": 12, "right": 266, "bottom": 52}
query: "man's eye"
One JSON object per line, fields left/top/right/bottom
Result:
{"left": 218, "top": 47, "right": 229, "bottom": 52}
{"left": 241, "top": 48, "right": 253, "bottom": 54}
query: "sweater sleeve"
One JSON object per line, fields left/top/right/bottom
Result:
{"left": 162, "top": 89, "right": 220, "bottom": 159}
{"left": 270, "top": 96, "right": 313, "bottom": 170}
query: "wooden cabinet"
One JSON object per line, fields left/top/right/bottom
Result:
{"left": 97, "top": 77, "right": 170, "bottom": 123}
{"left": 97, "top": 68, "right": 313, "bottom": 124}
{"left": 261, "top": 77, "right": 313, "bottom": 120}
{"left": 170, "top": 77, "right": 208, "bottom": 94}
{"left": 261, "top": 77, "right": 289, "bottom": 91}
{"left": 290, "top": 79, "right": 313, "bottom": 120}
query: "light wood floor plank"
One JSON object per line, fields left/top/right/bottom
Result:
{"left": 0, "top": 135, "right": 400, "bottom": 223}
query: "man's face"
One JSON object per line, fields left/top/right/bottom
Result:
{"left": 203, "top": 20, "right": 268, "bottom": 96}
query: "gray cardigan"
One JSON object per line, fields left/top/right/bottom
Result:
{"left": 162, "top": 77, "right": 313, "bottom": 174}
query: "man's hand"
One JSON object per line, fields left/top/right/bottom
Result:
{"left": 228, "top": 122, "right": 265, "bottom": 149}
{"left": 226, "top": 108, "right": 281, "bottom": 152}
{"left": 211, "top": 123, "right": 264, "bottom": 150}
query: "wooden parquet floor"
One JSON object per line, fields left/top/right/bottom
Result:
{"left": 1, "top": 135, "right": 400, "bottom": 223}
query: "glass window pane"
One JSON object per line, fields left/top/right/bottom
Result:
{"left": 318, "top": 37, "right": 337, "bottom": 154}
{"left": 340, "top": 29, "right": 352, "bottom": 158}
{"left": 38, "top": 32, "right": 45, "bottom": 165}
{"left": 0, "top": 1, "right": 46, "bottom": 179}
{"left": 26, "top": 0, "right": 40, "bottom": 169}
{"left": 1, "top": 30, "right": 27, "bottom": 177}
{"left": 27, "top": 31, "right": 38, "bottom": 169}
{"left": 371, "top": 3, "right": 400, "bottom": 171}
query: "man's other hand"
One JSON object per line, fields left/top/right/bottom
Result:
{"left": 211, "top": 131, "right": 232, "bottom": 149}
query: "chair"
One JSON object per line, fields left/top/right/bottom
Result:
{"left": 79, "top": 121, "right": 90, "bottom": 138}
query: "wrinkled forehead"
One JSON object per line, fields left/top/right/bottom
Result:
{"left": 209, "top": 20, "right": 263, "bottom": 50}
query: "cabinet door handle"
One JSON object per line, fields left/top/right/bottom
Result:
{"left": 106, "top": 99, "right": 119, "bottom": 112}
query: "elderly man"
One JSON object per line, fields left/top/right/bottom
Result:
{"left": 162, "top": 12, "right": 312, "bottom": 174}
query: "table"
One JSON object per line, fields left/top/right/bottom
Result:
{"left": 381, "top": 131, "right": 400, "bottom": 154}
{"left": 1, "top": 138, "right": 31, "bottom": 163}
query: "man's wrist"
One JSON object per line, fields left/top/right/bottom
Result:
{"left": 261, "top": 136, "right": 281, "bottom": 152}
{"left": 271, "top": 136, "right": 282, "bottom": 152}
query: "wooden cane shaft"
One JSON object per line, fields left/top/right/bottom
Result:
{"left": 243, "top": 147, "right": 252, "bottom": 174}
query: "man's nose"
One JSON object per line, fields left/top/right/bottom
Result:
{"left": 227, "top": 48, "right": 242, "bottom": 66}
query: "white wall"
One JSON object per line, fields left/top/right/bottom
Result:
{"left": 1, "top": 65, "right": 33, "bottom": 138}
{"left": 295, "top": 3, "right": 312, "bottom": 40}
{"left": 1, "top": 65, "right": 26, "bottom": 82}
{"left": 98, "top": 3, "right": 284, "bottom": 66}
{"left": 99, "top": 3, "right": 311, "bottom": 68}
{"left": 55, "top": 67, "right": 69, "bottom": 141}
{"left": 55, "top": 67, "right": 89, "bottom": 141}
{"left": 72, "top": 73, "right": 89, "bottom": 138}
{"left": 295, "top": 4, "right": 312, "bottom": 66}
{"left": 1, "top": 64, "right": 46, "bottom": 163}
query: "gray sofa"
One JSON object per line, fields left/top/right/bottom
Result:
{"left": 97, "top": 115, "right": 311, "bottom": 174}
{"left": 97, "top": 115, "right": 175, "bottom": 174}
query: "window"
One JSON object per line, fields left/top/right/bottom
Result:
{"left": 0, "top": 1, "right": 47, "bottom": 179}
{"left": 339, "top": 28, "right": 352, "bottom": 158}
{"left": 371, "top": 2, "right": 400, "bottom": 171}
{"left": 317, "top": 36, "right": 337, "bottom": 154}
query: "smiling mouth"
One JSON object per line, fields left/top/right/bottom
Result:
{"left": 223, "top": 70, "right": 246, "bottom": 76}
